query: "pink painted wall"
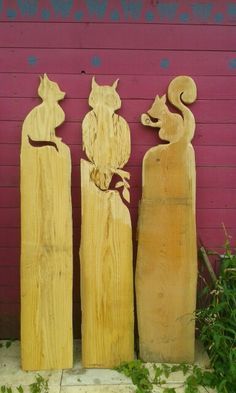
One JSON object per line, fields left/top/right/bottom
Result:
{"left": 0, "top": 0, "right": 236, "bottom": 338}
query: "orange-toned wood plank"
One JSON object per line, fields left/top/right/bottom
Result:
{"left": 136, "top": 76, "right": 198, "bottom": 363}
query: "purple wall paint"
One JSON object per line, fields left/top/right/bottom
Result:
{"left": 0, "top": 0, "right": 236, "bottom": 338}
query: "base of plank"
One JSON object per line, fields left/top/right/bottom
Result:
{"left": 136, "top": 199, "right": 197, "bottom": 364}
{"left": 80, "top": 159, "right": 134, "bottom": 368}
{"left": 21, "top": 145, "right": 73, "bottom": 371}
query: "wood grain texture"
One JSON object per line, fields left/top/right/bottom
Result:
{"left": 1, "top": 23, "right": 235, "bottom": 51}
{"left": 136, "top": 76, "right": 198, "bottom": 363}
{"left": 0, "top": 48, "right": 235, "bottom": 76}
{"left": 1, "top": 74, "right": 236, "bottom": 100}
{"left": 80, "top": 78, "right": 134, "bottom": 368}
{"left": 20, "top": 74, "right": 73, "bottom": 370}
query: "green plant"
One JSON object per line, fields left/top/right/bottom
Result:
{"left": 197, "top": 243, "right": 236, "bottom": 392}
{"left": 0, "top": 375, "right": 49, "bottom": 393}
{"left": 116, "top": 361, "right": 217, "bottom": 392}
{"left": 29, "top": 375, "right": 49, "bottom": 393}
{"left": 0, "top": 340, "right": 15, "bottom": 349}
{"left": 0, "top": 387, "right": 23, "bottom": 393}
{"left": 116, "top": 238, "right": 236, "bottom": 393}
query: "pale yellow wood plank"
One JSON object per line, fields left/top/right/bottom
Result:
{"left": 80, "top": 78, "right": 134, "bottom": 368}
{"left": 136, "top": 76, "right": 198, "bottom": 363}
{"left": 20, "top": 74, "right": 73, "bottom": 371}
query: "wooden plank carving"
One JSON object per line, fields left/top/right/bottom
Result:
{"left": 136, "top": 76, "right": 198, "bottom": 363}
{"left": 20, "top": 74, "right": 73, "bottom": 371}
{"left": 80, "top": 77, "right": 134, "bottom": 368}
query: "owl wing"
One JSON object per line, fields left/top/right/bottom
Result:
{"left": 82, "top": 111, "right": 97, "bottom": 164}
{"left": 114, "top": 116, "right": 131, "bottom": 169}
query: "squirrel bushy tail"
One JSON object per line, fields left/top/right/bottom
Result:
{"left": 167, "top": 76, "right": 197, "bottom": 142}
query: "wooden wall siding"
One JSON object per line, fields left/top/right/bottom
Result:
{"left": 0, "top": 0, "right": 236, "bottom": 338}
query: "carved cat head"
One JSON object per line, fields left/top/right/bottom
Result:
{"left": 38, "top": 74, "right": 65, "bottom": 102}
{"left": 88, "top": 77, "right": 121, "bottom": 110}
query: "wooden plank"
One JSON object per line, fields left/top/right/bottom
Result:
{"left": 136, "top": 76, "right": 198, "bottom": 363}
{"left": 0, "top": 266, "right": 19, "bottom": 287}
{"left": 0, "top": 248, "right": 20, "bottom": 266}
{"left": 197, "top": 209, "right": 236, "bottom": 228}
{"left": 198, "top": 228, "right": 236, "bottom": 248}
{"left": 1, "top": 23, "right": 235, "bottom": 51}
{"left": 80, "top": 78, "right": 134, "bottom": 368}
{"left": 196, "top": 188, "right": 236, "bottom": 209}
{"left": 0, "top": 303, "right": 20, "bottom": 339}
{"left": 0, "top": 208, "right": 20, "bottom": 227}
{"left": 20, "top": 74, "right": 73, "bottom": 371}
{"left": 0, "top": 48, "right": 236, "bottom": 75}
{"left": 0, "top": 286, "right": 19, "bottom": 303}
{"left": 0, "top": 187, "right": 20, "bottom": 207}
{"left": 2, "top": 74, "right": 236, "bottom": 100}
{"left": 0, "top": 1, "right": 234, "bottom": 25}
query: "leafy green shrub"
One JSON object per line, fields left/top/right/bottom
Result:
{"left": 196, "top": 248, "right": 236, "bottom": 392}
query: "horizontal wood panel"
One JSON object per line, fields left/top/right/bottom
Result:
{"left": 1, "top": 165, "right": 236, "bottom": 189}
{"left": 0, "top": 302, "right": 20, "bottom": 338}
{"left": 0, "top": 266, "right": 19, "bottom": 286}
{"left": 1, "top": 98, "right": 236, "bottom": 124}
{"left": 1, "top": 74, "right": 236, "bottom": 100}
{"left": 0, "top": 226, "right": 235, "bottom": 254}
{"left": 2, "top": 206, "right": 236, "bottom": 229}
{"left": 0, "top": 187, "right": 20, "bottom": 207}
{"left": 1, "top": 121, "right": 236, "bottom": 147}
{"left": 0, "top": 248, "right": 20, "bottom": 266}
{"left": 0, "top": 48, "right": 236, "bottom": 75}
{"left": 2, "top": 186, "right": 236, "bottom": 210}
{"left": 0, "top": 1, "right": 234, "bottom": 25}
{"left": 197, "top": 227, "right": 236, "bottom": 248}
{"left": 1, "top": 143, "right": 236, "bottom": 166}
{"left": 0, "top": 286, "right": 19, "bottom": 303}
{"left": 1, "top": 23, "right": 235, "bottom": 51}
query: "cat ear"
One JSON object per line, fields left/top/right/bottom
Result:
{"left": 92, "top": 76, "right": 98, "bottom": 89}
{"left": 112, "top": 79, "right": 119, "bottom": 89}
{"left": 160, "top": 94, "right": 166, "bottom": 103}
{"left": 43, "top": 73, "right": 49, "bottom": 80}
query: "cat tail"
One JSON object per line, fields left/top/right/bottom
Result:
{"left": 167, "top": 76, "right": 197, "bottom": 142}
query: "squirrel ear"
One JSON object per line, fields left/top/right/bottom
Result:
{"left": 112, "top": 79, "right": 119, "bottom": 89}
{"left": 92, "top": 76, "right": 98, "bottom": 88}
{"left": 160, "top": 94, "right": 166, "bottom": 103}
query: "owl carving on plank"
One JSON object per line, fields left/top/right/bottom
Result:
{"left": 82, "top": 77, "right": 131, "bottom": 202}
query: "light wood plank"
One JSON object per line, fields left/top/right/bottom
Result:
{"left": 136, "top": 76, "right": 198, "bottom": 363}
{"left": 80, "top": 77, "right": 134, "bottom": 368}
{"left": 20, "top": 74, "right": 73, "bottom": 370}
